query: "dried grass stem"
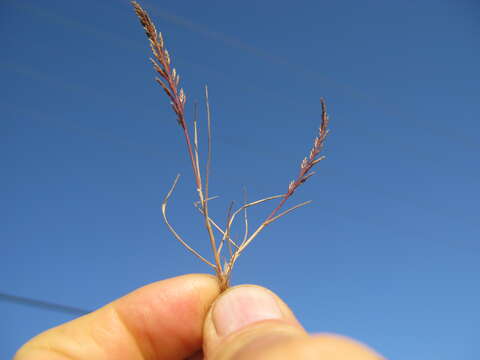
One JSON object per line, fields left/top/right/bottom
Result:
{"left": 132, "top": 1, "right": 330, "bottom": 291}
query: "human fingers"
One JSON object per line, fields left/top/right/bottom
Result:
{"left": 203, "top": 285, "right": 383, "bottom": 360}
{"left": 15, "top": 274, "right": 220, "bottom": 360}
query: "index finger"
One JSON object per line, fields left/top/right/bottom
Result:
{"left": 15, "top": 274, "right": 220, "bottom": 360}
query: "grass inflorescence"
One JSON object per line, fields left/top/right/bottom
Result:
{"left": 131, "top": 1, "right": 330, "bottom": 291}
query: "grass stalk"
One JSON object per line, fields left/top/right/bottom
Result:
{"left": 131, "top": 1, "right": 330, "bottom": 291}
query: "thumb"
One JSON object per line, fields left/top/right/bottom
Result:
{"left": 203, "top": 285, "right": 383, "bottom": 360}
{"left": 203, "top": 285, "right": 305, "bottom": 359}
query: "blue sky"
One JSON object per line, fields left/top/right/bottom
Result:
{"left": 1, "top": 0, "right": 479, "bottom": 358}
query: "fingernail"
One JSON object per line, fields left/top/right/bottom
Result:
{"left": 212, "top": 286, "right": 283, "bottom": 338}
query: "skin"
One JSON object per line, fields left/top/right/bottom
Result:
{"left": 15, "top": 274, "right": 383, "bottom": 360}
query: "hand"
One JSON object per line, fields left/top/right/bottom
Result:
{"left": 15, "top": 274, "right": 383, "bottom": 359}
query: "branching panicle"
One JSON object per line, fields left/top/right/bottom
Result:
{"left": 132, "top": 2, "right": 331, "bottom": 291}
{"left": 132, "top": 1, "right": 186, "bottom": 128}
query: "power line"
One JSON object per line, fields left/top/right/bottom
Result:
{"left": 0, "top": 292, "right": 90, "bottom": 316}
{"left": 5, "top": 0, "right": 478, "bottom": 151}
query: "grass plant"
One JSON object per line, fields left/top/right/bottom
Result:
{"left": 132, "top": 1, "right": 330, "bottom": 291}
